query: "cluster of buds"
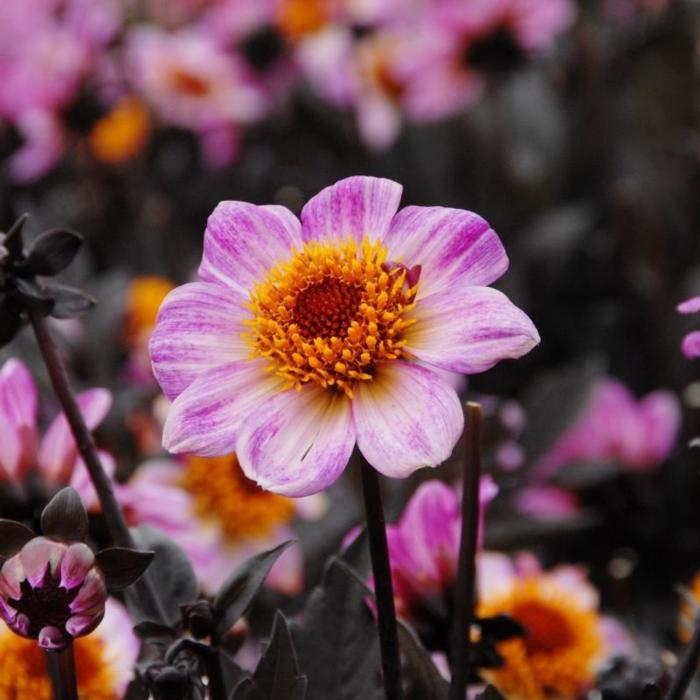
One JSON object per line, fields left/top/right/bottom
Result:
{"left": 0, "top": 487, "right": 153, "bottom": 650}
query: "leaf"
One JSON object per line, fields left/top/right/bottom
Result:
{"left": 22, "top": 228, "right": 83, "bottom": 276}
{"left": 0, "top": 520, "right": 35, "bottom": 557}
{"left": 131, "top": 525, "right": 199, "bottom": 626}
{"left": 3, "top": 213, "right": 28, "bottom": 257}
{"left": 232, "top": 612, "right": 307, "bottom": 700}
{"left": 475, "top": 686, "right": 507, "bottom": 699}
{"left": 14, "top": 277, "right": 54, "bottom": 314}
{"left": 291, "top": 558, "right": 383, "bottom": 700}
{"left": 43, "top": 281, "right": 96, "bottom": 318}
{"left": 132, "top": 620, "right": 178, "bottom": 641}
{"left": 0, "top": 300, "right": 22, "bottom": 347}
{"left": 96, "top": 547, "right": 155, "bottom": 591}
{"left": 213, "top": 540, "right": 295, "bottom": 639}
{"left": 40, "top": 487, "right": 88, "bottom": 542}
{"left": 124, "top": 679, "right": 150, "bottom": 700}
{"left": 397, "top": 621, "right": 449, "bottom": 700}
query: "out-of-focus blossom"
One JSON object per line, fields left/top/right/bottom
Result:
{"left": 385, "top": 478, "right": 498, "bottom": 618}
{"left": 88, "top": 97, "right": 151, "bottom": 165}
{"left": 0, "top": 538, "right": 107, "bottom": 650}
{"left": 477, "top": 551, "right": 628, "bottom": 700}
{"left": 0, "top": 598, "right": 137, "bottom": 699}
{"left": 514, "top": 484, "right": 580, "bottom": 519}
{"left": 0, "top": 358, "right": 114, "bottom": 509}
{"left": 125, "top": 26, "right": 266, "bottom": 160}
{"left": 604, "top": 0, "right": 671, "bottom": 24}
{"left": 678, "top": 571, "right": 700, "bottom": 643}
{"left": 678, "top": 296, "right": 700, "bottom": 359}
{"left": 118, "top": 454, "right": 324, "bottom": 594}
{"left": 150, "top": 176, "right": 539, "bottom": 496}
{"left": 534, "top": 377, "right": 680, "bottom": 477}
{"left": 5, "top": 110, "right": 65, "bottom": 183}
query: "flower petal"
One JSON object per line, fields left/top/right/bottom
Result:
{"left": 353, "top": 361, "right": 463, "bottom": 478}
{"left": 198, "top": 201, "right": 301, "bottom": 293}
{"left": 20, "top": 538, "right": 66, "bottom": 588}
{"left": 60, "top": 543, "right": 95, "bottom": 589}
{"left": 38, "top": 626, "right": 66, "bottom": 650}
{"left": 405, "top": 286, "right": 539, "bottom": 375}
{"left": 677, "top": 296, "right": 700, "bottom": 314}
{"left": 682, "top": 331, "right": 700, "bottom": 359}
{"left": 236, "top": 384, "right": 355, "bottom": 496}
{"left": 638, "top": 390, "right": 681, "bottom": 467}
{"left": 163, "top": 359, "right": 283, "bottom": 456}
{"left": 0, "top": 358, "right": 38, "bottom": 479}
{"left": 149, "top": 281, "right": 250, "bottom": 401}
{"left": 383, "top": 206, "right": 508, "bottom": 297}
{"left": 300, "top": 175, "right": 402, "bottom": 244}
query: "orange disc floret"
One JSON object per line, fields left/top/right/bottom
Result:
{"left": 123, "top": 275, "right": 175, "bottom": 342}
{"left": 246, "top": 236, "right": 418, "bottom": 398}
{"left": 182, "top": 454, "right": 295, "bottom": 540}
{"left": 88, "top": 97, "right": 151, "bottom": 165}
{"left": 0, "top": 628, "right": 119, "bottom": 700}
{"left": 478, "top": 578, "right": 604, "bottom": 700}
{"left": 277, "top": 0, "right": 329, "bottom": 40}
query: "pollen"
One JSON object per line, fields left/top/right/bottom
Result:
{"left": 182, "top": 454, "right": 295, "bottom": 540}
{"left": 246, "top": 236, "right": 419, "bottom": 398}
{"left": 477, "top": 578, "right": 604, "bottom": 700}
{"left": 0, "top": 627, "right": 118, "bottom": 700}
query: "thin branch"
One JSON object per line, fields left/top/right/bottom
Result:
{"left": 45, "top": 643, "right": 78, "bottom": 700}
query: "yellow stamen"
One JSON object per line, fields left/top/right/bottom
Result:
{"left": 477, "top": 578, "right": 604, "bottom": 700}
{"left": 182, "top": 454, "right": 295, "bottom": 540}
{"left": 0, "top": 627, "right": 118, "bottom": 700}
{"left": 88, "top": 97, "right": 151, "bottom": 165}
{"left": 246, "top": 237, "right": 418, "bottom": 398}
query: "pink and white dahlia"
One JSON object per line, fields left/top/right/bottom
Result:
{"left": 150, "top": 176, "right": 540, "bottom": 496}
{"left": 0, "top": 358, "right": 115, "bottom": 509}
{"left": 678, "top": 296, "right": 700, "bottom": 359}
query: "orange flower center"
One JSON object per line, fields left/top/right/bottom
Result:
{"left": 277, "top": 0, "right": 329, "bottom": 40}
{"left": 88, "top": 97, "right": 151, "bottom": 165}
{"left": 477, "top": 579, "right": 603, "bottom": 700}
{"left": 169, "top": 68, "right": 212, "bottom": 97}
{"left": 0, "top": 628, "right": 118, "bottom": 700}
{"left": 123, "top": 276, "right": 175, "bottom": 342}
{"left": 245, "top": 237, "right": 418, "bottom": 398}
{"left": 182, "top": 454, "right": 295, "bottom": 540}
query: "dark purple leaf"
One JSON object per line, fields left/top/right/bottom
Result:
{"left": 40, "top": 487, "right": 88, "bottom": 542}
{"left": 22, "top": 228, "right": 83, "bottom": 276}
{"left": 3, "top": 214, "right": 28, "bottom": 257}
{"left": 43, "top": 281, "right": 95, "bottom": 318}
{"left": 96, "top": 547, "right": 155, "bottom": 591}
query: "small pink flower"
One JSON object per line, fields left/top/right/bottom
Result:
{"left": 534, "top": 376, "right": 680, "bottom": 476}
{"left": 150, "top": 176, "right": 539, "bottom": 496}
{"left": 0, "top": 358, "right": 114, "bottom": 508}
{"left": 0, "top": 538, "right": 107, "bottom": 650}
{"left": 514, "top": 484, "right": 580, "bottom": 519}
{"left": 678, "top": 295, "right": 700, "bottom": 359}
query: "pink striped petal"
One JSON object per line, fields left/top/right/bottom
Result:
{"left": 405, "top": 286, "right": 540, "bottom": 375}
{"left": 353, "top": 361, "right": 463, "bottom": 478}
{"left": 20, "top": 538, "right": 66, "bottom": 587}
{"left": 677, "top": 296, "right": 700, "bottom": 314}
{"left": 300, "top": 176, "right": 403, "bottom": 244}
{"left": 60, "top": 543, "right": 95, "bottom": 589}
{"left": 0, "top": 358, "right": 38, "bottom": 479}
{"left": 163, "top": 359, "right": 283, "bottom": 456}
{"left": 38, "top": 389, "right": 112, "bottom": 485}
{"left": 66, "top": 613, "right": 103, "bottom": 637}
{"left": 69, "top": 570, "right": 107, "bottom": 616}
{"left": 150, "top": 281, "right": 250, "bottom": 401}
{"left": 383, "top": 206, "right": 509, "bottom": 297}
{"left": 682, "top": 331, "right": 700, "bottom": 359}
{"left": 0, "top": 556, "right": 25, "bottom": 598}
{"left": 236, "top": 384, "right": 355, "bottom": 496}
{"left": 198, "top": 202, "right": 301, "bottom": 294}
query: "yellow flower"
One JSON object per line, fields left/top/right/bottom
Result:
{"left": 89, "top": 98, "right": 150, "bottom": 165}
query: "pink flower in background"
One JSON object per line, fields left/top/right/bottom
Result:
{"left": 4, "top": 110, "right": 65, "bottom": 184}
{"left": 150, "top": 176, "right": 539, "bottom": 496}
{"left": 534, "top": 376, "right": 680, "bottom": 477}
{"left": 515, "top": 484, "right": 580, "bottom": 520}
{"left": 678, "top": 296, "right": 700, "bottom": 359}
{"left": 0, "top": 358, "right": 114, "bottom": 509}
{"left": 117, "top": 454, "right": 324, "bottom": 594}
{"left": 384, "top": 477, "right": 498, "bottom": 618}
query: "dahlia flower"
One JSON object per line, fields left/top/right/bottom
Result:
{"left": 0, "top": 598, "right": 137, "bottom": 699}
{"left": 0, "top": 358, "right": 114, "bottom": 508}
{"left": 533, "top": 376, "right": 680, "bottom": 478}
{"left": 677, "top": 295, "right": 700, "bottom": 359}
{"left": 150, "top": 176, "right": 539, "bottom": 496}
{"left": 118, "top": 454, "right": 323, "bottom": 594}
{"left": 477, "top": 552, "right": 632, "bottom": 700}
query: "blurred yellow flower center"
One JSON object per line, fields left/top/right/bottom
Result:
{"left": 0, "top": 628, "right": 118, "bottom": 700}
{"left": 277, "top": 0, "right": 329, "bottom": 40}
{"left": 183, "top": 454, "right": 295, "bottom": 539}
{"left": 88, "top": 97, "right": 151, "bottom": 165}
{"left": 124, "top": 275, "right": 175, "bottom": 341}
{"left": 246, "top": 237, "right": 418, "bottom": 398}
{"left": 477, "top": 578, "right": 603, "bottom": 700}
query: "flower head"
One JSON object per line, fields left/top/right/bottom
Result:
{"left": 678, "top": 296, "right": 700, "bottom": 359}
{"left": 150, "top": 176, "right": 539, "bottom": 496}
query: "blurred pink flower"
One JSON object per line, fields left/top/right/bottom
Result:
{"left": 514, "top": 484, "right": 580, "bottom": 519}
{"left": 384, "top": 477, "right": 498, "bottom": 618}
{"left": 149, "top": 176, "right": 539, "bottom": 496}
{"left": 0, "top": 358, "right": 114, "bottom": 509}
{"left": 678, "top": 295, "right": 700, "bottom": 359}
{"left": 534, "top": 376, "right": 680, "bottom": 476}
{"left": 5, "top": 110, "right": 65, "bottom": 184}
{"left": 117, "top": 455, "right": 325, "bottom": 595}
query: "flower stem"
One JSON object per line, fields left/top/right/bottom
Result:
{"left": 665, "top": 618, "right": 700, "bottom": 700}
{"left": 205, "top": 651, "right": 227, "bottom": 700}
{"left": 449, "top": 402, "right": 482, "bottom": 700}
{"left": 45, "top": 643, "right": 78, "bottom": 700}
{"left": 30, "top": 312, "right": 167, "bottom": 624}
{"left": 359, "top": 455, "right": 404, "bottom": 700}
